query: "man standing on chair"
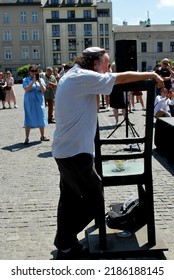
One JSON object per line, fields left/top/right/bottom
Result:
{"left": 52, "top": 47, "right": 164, "bottom": 260}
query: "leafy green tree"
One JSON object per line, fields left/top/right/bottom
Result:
{"left": 17, "top": 64, "right": 30, "bottom": 78}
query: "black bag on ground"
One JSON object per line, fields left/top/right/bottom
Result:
{"left": 106, "top": 195, "right": 146, "bottom": 230}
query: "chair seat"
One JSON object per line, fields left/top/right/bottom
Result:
{"left": 102, "top": 159, "right": 144, "bottom": 177}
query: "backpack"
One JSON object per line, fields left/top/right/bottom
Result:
{"left": 106, "top": 195, "right": 146, "bottom": 230}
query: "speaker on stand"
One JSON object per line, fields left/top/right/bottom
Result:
{"left": 108, "top": 40, "right": 140, "bottom": 150}
{"left": 115, "top": 40, "right": 137, "bottom": 72}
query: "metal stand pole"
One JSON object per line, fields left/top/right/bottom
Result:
{"left": 107, "top": 92, "right": 141, "bottom": 151}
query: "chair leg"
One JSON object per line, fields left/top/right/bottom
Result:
{"left": 94, "top": 189, "right": 107, "bottom": 250}
{"left": 144, "top": 182, "right": 156, "bottom": 246}
{"left": 98, "top": 198, "right": 107, "bottom": 250}
{"left": 137, "top": 184, "right": 146, "bottom": 207}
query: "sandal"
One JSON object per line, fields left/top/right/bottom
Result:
{"left": 40, "top": 136, "right": 50, "bottom": 141}
{"left": 24, "top": 138, "right": 29, "bottom": 145}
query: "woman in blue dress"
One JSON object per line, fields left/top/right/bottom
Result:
{"left": 23, "top": 64, "right": 49, "bottom": 144}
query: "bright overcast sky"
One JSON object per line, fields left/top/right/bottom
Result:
{"left": 112, "top": 0, "right": 174, "bottom": 25}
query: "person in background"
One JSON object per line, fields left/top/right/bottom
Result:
{"left": 43, "top": 67, "right": 57, "bottom": 124}
{"left": 154, "top": 87, "right": 174, "bottom": 118}
{"left": 5, "top": 70, "right": 18, "bottom": 109}
{"left": 110, "top": 89, "right": 126, "bottom": 125}
{"left": 153, "top": 63, "right": 162, "bottom": 96}
{"left": 171, "top": 61, "right": 174, "bottom": 89}
{"left": 105, "top": 63, "right": 112, "bottom": 111}
{"left": 63, "top": 63, "right": 73, "bottom": 75}
{"left": 52, "top": 46, "right": 164, "bottom": 260}
{"left": 38, "top": 67, "right": 45, "bottom": 80}
{"left": 22, "top": 64, "right": 49, "bottom": 144}
{"left": 109, "top": 62, "right": 126, "bottom": 125}
{"left": 155, "top": 58, "right": 174, "bottom": 116}
{"left": 59, "top": 64, "right": 66, "bottom": 78}
{"left": 59, "top": 63, "right": 74, "bottom": 79}
{"left": 155, "top": 58, "right": 174, "bottom": 93}
{"left": 130, "top": 91, "right": 145, "bottom": 111}
{"left": 0, "top": 72, "right": 7, "bottom": 109}
{"left": 53, "top": 67, "right": 60, "bottom": 83}
{"left": 169, "top": 61, "right": 174, "bottom": 117}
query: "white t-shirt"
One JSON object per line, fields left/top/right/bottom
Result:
{"left": 52, "top": 64, "right": 116, "bottom": 158}
{"left": 154, "top": 95, "right": 174, "bottom": 116}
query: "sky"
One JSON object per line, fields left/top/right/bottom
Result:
{"left": 112, "top": 0, "right": 174, "bottom": 25}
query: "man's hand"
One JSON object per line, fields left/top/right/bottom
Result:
{"left": 153, "top": 72, "right": 165, "bottom": 88}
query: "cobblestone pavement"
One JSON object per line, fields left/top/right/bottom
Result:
{"left": 0, "top": 85, "right": 174, "bottom": 260}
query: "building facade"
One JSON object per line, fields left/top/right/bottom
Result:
{"left": 113, "top": 21, "right": 174, "bottom": 72}
{"left": 42, "top": 0, "right": 113, "bottom": 68}
{"left": 1, "top": 0, "right": 174, "bottom": 78}
{"left": 0, "top": 0, "right": 113, "bottom": 77}
{"left": 0, "top": 0, "right": 44, "bottom": 81}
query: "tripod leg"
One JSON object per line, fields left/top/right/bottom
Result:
{"left": 107, "top": 117, "right": 125, "bottom": 139}
{"left": 128, "top": 120, "right": 140, "bottom": 137}
{"left": 128, "top": 121, "right": 141, "bottom": 151}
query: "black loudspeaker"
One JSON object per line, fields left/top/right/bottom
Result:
{"left": 115, "top": 40, "right": 137, "bottom": 72}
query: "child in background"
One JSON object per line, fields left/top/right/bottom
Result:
{"left": 154, "top": 87, "right": 174, "bottom": 118}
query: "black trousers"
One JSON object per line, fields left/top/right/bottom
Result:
{"left": 54, "top": 153, "right": 103, "bottom": 250}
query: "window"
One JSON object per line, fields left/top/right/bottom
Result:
{"left": 142, "top": 61, "right": 147, "bottom": 72}
{"left": 52, "top": 39, "right": 61, "bottom": 51}
{"left": 68, "top": 24, "right": 76, "bottom": 37}
{"left": 170, "top": 42, "right": 174, "bottom": 52}
{"left": 3, "top": 31, "right": 11, "bottom": 41}
{"left": 105, "top": 38, "right": 109, "bottom": 50}
{"left": 68, "top": 39, "right": 76, "bottom": 50}
{"left": 32, "top": 11, "right": 38, "bottom": 23}
{"left": 32, "top": 30, "right": 39, "bottom": 40}
{"left": 52, "top": 25, "right": 60, "bottom": 37}
{"left": 141, "top": 42, "right": 147, "bottom": 52}
{"left": 21, "top": 12, "right": 26, "bottom": 23}
{"left": 84, "top": 38, "right": 92, "bottom": 49}
{"left": 100, "top": 38, "right": 104, "bottom": 49}
{"left": 67, "top": 0, "right": 75, "bottom": 3}
{"left": 97, "top": 9, "right": 110, "bottom": 17}
{"left": 157, "top": 42, "right": 163, "bottom": 52}
{"left": 83, "top": 0, "right": 92, "bottom": 3}
{"left": 100, "top": 37, "right": 108, "bottom": 50}
{"left": 3, "top": 13, "right": 9, "bottom": 24}
{"left": 22, "top": 49, "right": 29, "bottom": 60}
{"left": 51, "top": 11, "right": 59, "bottom": 19}
{"left": 32, "top": 48, "right": 40, "bottom": 59}
{"left": 21, "top": 30, "right": 28, "bottom": 41}
{"left": 105, "top": 24, "right": 109, "bottom": 36}
{"left": 4, "top": 49, "right": 12, "bottom": 60}
{"left": 53, "top": 53, "right": 61, "bottom": 65}
{"left": 51, "top": 0, "right": 59, "bottom": 4}
{"left": 69, "top": 53, "right": 76, "bottom": 62}
{"left": 100, "top": 24, "right": 103, "bottom": 36}
{"left": 84, "top": 24, "right": 92, "bottom": 36}
{"left": 84, "top": 10, "right": 91, "bottom": 18}
{"left": 67, "top": 11, "right": 75, "bottom": 19}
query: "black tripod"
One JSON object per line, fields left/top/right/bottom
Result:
{"left": 107, "top": 91, "right": 141, "bottom": 151}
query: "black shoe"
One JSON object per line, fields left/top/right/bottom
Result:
{"left": 56, "top": 246, "right": 89, "bottom": 260}
{"left": 24, "top": 138, "right": 29, "bottom": 145}
{"left": 48, "top": 120, "right": 56, "bottom": 124}
{"left": 40, "top": 136, "right": 50, "bottom": 141}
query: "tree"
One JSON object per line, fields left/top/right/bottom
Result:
{"left": 17, "top": 64, "right": 30, "bottom": 78}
